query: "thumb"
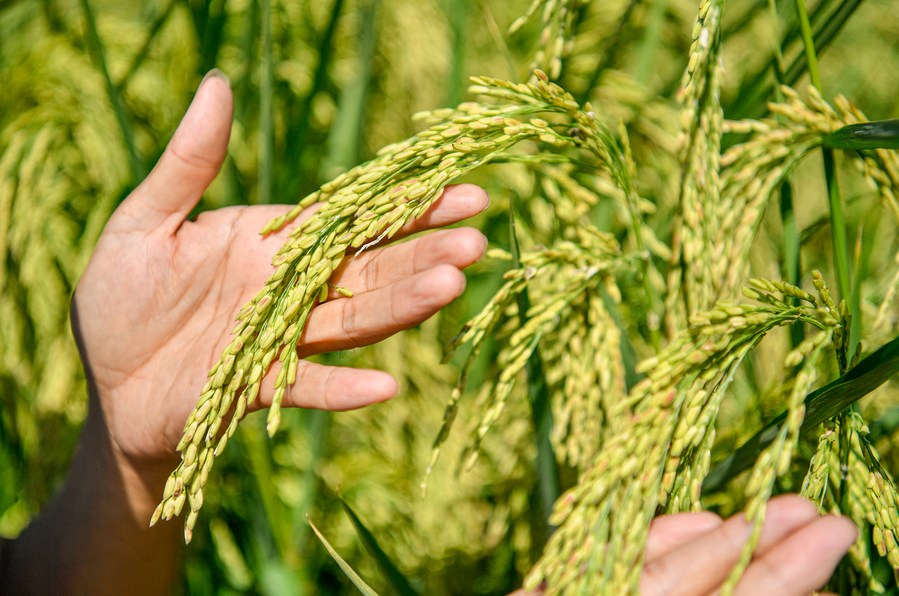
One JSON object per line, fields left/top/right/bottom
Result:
{"left": 115, "top": 69, "right": 233, "bottom": 233}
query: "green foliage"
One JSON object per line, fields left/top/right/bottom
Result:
{"left": 3, "top": 0, "right": 899, "bottom": 594}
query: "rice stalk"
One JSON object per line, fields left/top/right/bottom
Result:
{"left": 525, "top": 277, "right": 840, "bottom": 593}
{"left": 712, "top": 86, "right": 899, "bottom": 300}
{"left": 155, "top": 72, "right": 628, "bottom": 541}
{"left": 509, "top": 0, "right": 585, "bottom": 80}
{"left": 804, "top": 410, "right": 899, "bottom": 592}
{"left": 665, "top": 0, "right": 725, "bottom": 331}
{"left": 543, "top": 287, "right": 627, "bottom": 471}
{"left": 719, "top": 331, "right": 829, "bottom": 593}
{"left": 425, "top": 228, "right": 625, "bottom": 483}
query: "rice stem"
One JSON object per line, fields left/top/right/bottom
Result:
{"left": 78, "top": 0, "right": 143, "bottom": 181}
{"left": 259, "top": 0, "right": 274, "bottom": 204}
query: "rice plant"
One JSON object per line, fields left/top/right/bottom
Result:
{"left": 3, "top": 0, "right": 899, "bottom": 593}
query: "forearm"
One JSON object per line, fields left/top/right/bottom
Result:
{"left": 3, "top": 409, "right": 182, "bottom": 595}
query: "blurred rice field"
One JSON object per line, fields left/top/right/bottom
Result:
{"left": 2, "top": 0, "right": 899, "bottom": 593}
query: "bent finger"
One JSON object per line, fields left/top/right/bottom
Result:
{"left": 298, "top": 264, "right": 466, "bottom": 356}
{"left": 641, "top": 495, "right": 820, "bottom": 596}
{"left": 643, "top": 512, "right": 723, "bottom": 563}
{"left": 376, "top": 183, "right": 489, "bottom": 244}
{"left": 328, "top": 227, "right": 486, "bottom": 297}
{"left": 252, "top": 360, "right": 398, "bottom": 412}
{"left": 734, "top": 515, "right": 856, "bottom": 596}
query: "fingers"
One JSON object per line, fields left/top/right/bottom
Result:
{"left": 388, "top": 183, "right": 489, "bottom": 241}
{"left": 329, "top": 227, "right": 486, "bottom": 297}
{"left": 114, "top": 70, "right": 233, "bottom": 234}
{"left": 734, "top": 515, "right": 856, "bottom": 596}
{"left": 253, "top": 360, "right": 398, "bottom": 412}
{"left": 298, "top": 264, "right": 467, "bottom": 356}
{"left": 643, "top": 511, "right": 722, "bottom": 563}
{"left": 640, "top": 495, "right": 822, "bottom": 596}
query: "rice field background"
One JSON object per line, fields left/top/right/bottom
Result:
{"left": 2, "top": 0, "right": 899, "bottom": 593}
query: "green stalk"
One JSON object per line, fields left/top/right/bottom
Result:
{"left": 633, "top": 0, "right": 670, "bottom": 86}
{"left": 244, "top": 418, "right": 294, "bottom": 565}
{"left": 793, "top": 0, "right": 821, "bottom": 89}
{"left": 115, "top": 0, "right": 177, "bottom": 93}
{"left": 782, "top": 0, "right": 863, "bottom": 92}
{"left": 783, "top": 16, "right": 854, "bottom": 589}
{"left": 259, "top": 0, "right": 274, "bottom": 204}
{"left": 769, "top": 0, "right": 803, "bottom": 349}
{"left": 79, "top": 0, "right": 142, "bottom": 181}
{"left": 444, "top": 0, "right": 469, "bottom": 106}
{"left": 822, "top": 150, "right": 853, "bottom": 325}
{"left": 793, "top": 0, "right": 853, "bottom": 325}
{"left": 282, "top": 0, "right": 345, "bottom": 198}
{"left": 509, "top": 208, "right": 560, "bottom": 530}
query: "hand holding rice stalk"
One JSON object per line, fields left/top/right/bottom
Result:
{"left": 149, "top": 0, "right": 899, "bottom": 591}
{"left": 152, "top": 71, "right": 601, "bottom": 541}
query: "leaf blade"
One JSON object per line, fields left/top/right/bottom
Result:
{"left": 823, "top": 119, "right": 899, "bottom": 150}
{"left": 704, "top": 333, "right": 899, "bottom": 492}
{"left": 338, "top": 496, "right": 420, "bottom": 596}
{"left": 307, "top": 514, "right": 380, "bottom": 596}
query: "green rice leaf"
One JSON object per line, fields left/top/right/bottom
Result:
{"left": 824, "top": 119, "right": 899, "bottom": 150}
{"left": 307, "top": 514, "right": 379, "bottom": 596}
{"left": 704, "top": 333, "right": 899, "bottom": 492}
{"left": 338, "top": 496, "right": 420, "bottom": 596}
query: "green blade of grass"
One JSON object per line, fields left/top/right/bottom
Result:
{"left": 793, "top": 0, "right": 856, "bottom": 346}
{"left": 319, "top": 0, "right": 378, "bottom": 181}
{"left": 259, "top": 0, "right": 274, "bottom": 204}
{"left": 509, "top": 206, "right": 561, "bottom": 531}
{"left": 185, "top": 0, "right": 228, "bottom": 74}
{"left": 281, "top": 0, "right": 345, "bottom": 198}
{"left": 725, "top": 0, "right": 864, "bottom": 120}
{"left": 443, "top": 0, "right": 469, "bottom": 106}
{"left": 307, "top": 515, "right": 380, "bottom": 596}
{"left": 243, "top": 418, "right": 294, "bottom": 565}
{"left": 79, "top": 0, "right": 142, "bottom": 181}
{"left": 338, "top": 495, "right": 420, "bottom": 596}
{"left": 703, "top": 333, "right": 899, "bottom": 492}
{"left": 824, "top": 120, "right": 899, "bottom": 150}
{"left": 633, "top": 0, "right": 670, "bottom": 86}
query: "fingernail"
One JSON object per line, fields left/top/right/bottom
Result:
{"left": 200, "top": 68, "right": 230, "bottom": 88}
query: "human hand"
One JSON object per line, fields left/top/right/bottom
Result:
{"left": 513, "top": 495, "right": 855, "bottom": 595}
{"left": 71, "top": 71, "right": 488, "bottom": 476}
{"left": 641, "top": 494, "right": 856, "bottom": 595}
{"left": 4, "top": 69, "right": 486, "bottom": 596}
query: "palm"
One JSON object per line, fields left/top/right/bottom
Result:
{"left": 72, "top": 75, "right": 488, "bottom": 465}
{"left": 73, "top": 206, "right": 282, "bottom": 457}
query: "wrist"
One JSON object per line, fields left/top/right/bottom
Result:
{"left": 79, "top": 404, "right": 176, "bottom": 527}
{"left": 6, "top": 401, "right": 182, "bottom": 594}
